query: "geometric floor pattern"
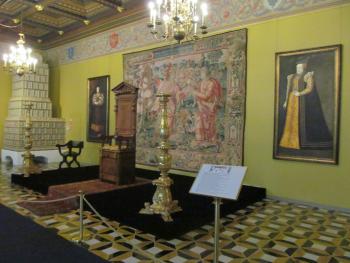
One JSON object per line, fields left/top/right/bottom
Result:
{"left": 1, "top": 164, "right": 350, "bottom": 262}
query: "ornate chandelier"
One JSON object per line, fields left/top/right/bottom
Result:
{"left": 2, "top": 33, "right": 38, "bottom": 76}
{"left": 147, "top": 0, "right": 209, "bottom": 43}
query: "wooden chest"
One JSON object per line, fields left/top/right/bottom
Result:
{"left": 99, "top": 147, "right": 135, "bottom": 185}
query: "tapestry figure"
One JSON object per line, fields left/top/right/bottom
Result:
{"left": 194, "top": 67, "right": 222, "bottom": 145}
{"left": 137, "top": 64, "right": 155, "bottom": 132}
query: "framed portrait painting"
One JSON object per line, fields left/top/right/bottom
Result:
{"left": 274, "top": 45, "right": 341, "bottom": 164}
{"left": 87, "top": 75, "right": 110, "bottom": 142}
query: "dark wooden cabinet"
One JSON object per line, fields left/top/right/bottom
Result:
{"left": 99, "top": 82, "right": 138, "bottom": 185}
{"left": 100, "top": 147, "right": 135, "bottom": 185}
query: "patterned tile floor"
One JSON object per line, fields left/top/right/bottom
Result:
{"left": 1, "top": 164, "right": 350, "bottom": 262}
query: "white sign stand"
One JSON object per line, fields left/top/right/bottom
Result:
{"left": 190, "top": 164, "right": 247, "bottom": 263}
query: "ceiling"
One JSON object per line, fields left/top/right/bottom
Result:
{"left": 0, "top": 0, "right": 147, "bottom": 49}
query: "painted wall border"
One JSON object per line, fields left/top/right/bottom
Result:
{"left": 45, "top": 0, "right": 350, "bottom": 66}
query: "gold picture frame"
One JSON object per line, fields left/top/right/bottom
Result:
{"left": 273, "top": 45, "right": 341, "bottom": 164}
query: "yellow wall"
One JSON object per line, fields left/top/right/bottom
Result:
{"left": 50, "top": 4, "right": 350, "bottom": 208}
{"left": 244, "top": 5, "right": 350, "bottom": 209}
{"left": 0, "top": 70, "right": 12, "bottom": 151}
{"left": 50, "top": 53, "right": 123, "bottom": 163}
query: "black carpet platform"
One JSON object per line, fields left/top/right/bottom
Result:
{"left": 85, "top": 168, "right": 266, "bottom": 240}
{"left": 11, "top": 165, "right": 99, "bottom": 194}
{"left": 0, "top": 204, "right": 107, "bottom": 263}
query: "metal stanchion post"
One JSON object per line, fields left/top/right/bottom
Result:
{"left": 79, "top": 190, "right": 84, "bottom": 243}
{"left": 214, "top": 197, "right": 222, "bottom": 263}
{"left": 71, "top": 190, "right": 85, "bottom": 243}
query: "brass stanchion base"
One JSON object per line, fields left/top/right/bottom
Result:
{"left": 71, "top": 232, "right": 93, "bottom": 243}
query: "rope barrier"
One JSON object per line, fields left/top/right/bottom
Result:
{"left": 82, "top": 196, "right": 162, "bottom": 263}
{"left": 17, "top": 190, "right": 163, "bottom": 262}
{"left": 19, "top": 195, "right": 77, "bottom": 204}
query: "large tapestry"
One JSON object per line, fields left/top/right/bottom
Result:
{"left": 123, "top": 29, "right": 247, "bottom": 172}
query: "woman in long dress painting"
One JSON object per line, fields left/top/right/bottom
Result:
{"left": 279, "top": 62, "right": 332, "bottom": 150}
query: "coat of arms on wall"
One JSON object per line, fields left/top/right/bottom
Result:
{"left": 87, "top": 75, "right": 110, "bottom": 142}
{"left": 274, "top": 45, "right": 341, "bottom": 164}
{"left": 124, "top": 29, "right": 247, "bottom": 172}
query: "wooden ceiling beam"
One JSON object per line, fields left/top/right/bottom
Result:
{"left": 15, "top": 0, "right": 57, "bottom": 19}
{"left": 22, "top": 0, "right": 86, "bottom": 21}
{"left": 24, "top": 19, "right": 58, "bottom": 32}
{"left": 0, "top": 11, "right": 20, "bottom": 25}
{"left": 0, "top": 11, "right": 58, "bottom": 32}
{"left": 40, "top": 4, "right": 147, "bottom": 49}
{"left": 0, "top": 0, "right": 147, "bottom": 49}
{"left": 46, "top": 6, "right": 87, "bottom": 22}
{"left": 91, "top": 0, "right": 121, "bottom": 9}
{"left": 0, "top": 0, "right": 12, "bottom": 7}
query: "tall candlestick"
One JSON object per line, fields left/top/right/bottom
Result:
{"left": 139, "top": 93, "right": 182, "bottom": 222}
{"left": 18, "top": 104, "right": 41, "bottom": 177}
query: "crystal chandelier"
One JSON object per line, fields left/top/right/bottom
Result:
{"left": 147, "top": 0, "right": 209, "bottom": 43}
{"left": 2, "top": 33, "right": 38, "bottom": 76}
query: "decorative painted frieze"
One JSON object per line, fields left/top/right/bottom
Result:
{"left": 45, "top": 0, "right": 347, "bottom": 65}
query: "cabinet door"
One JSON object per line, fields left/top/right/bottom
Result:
{"left": 115, "top": 94, "right": 136, "bottom": 137}
{"left": 100, "top": 151, "right": 119, "bottom": 184}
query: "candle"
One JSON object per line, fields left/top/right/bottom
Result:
{"left": 152, "top": 9, "right": 157, "bottom": 27}
{"left": 148, "top": 2, "right": 155, "bottom": 24}
{"left": 156, "top": 0, "right": 162, "bottom": 19}
{"left": 193, "top": 14, "right": 199, "bottom": 35}
{"left": 163, "top": 14, "right": 169, "bottom": 37}
{"left": 163, "top": 14, "right": 170, "bottom": 23}
{"left": 192, "top": 0, "right": 198, "bottom": 16}
{"left": 201, "top": 2, "right": 208, "bottom": 25}
{"left": 33, "top": 58, "right": 37, "bottom": 72}
{"left": 3, "top": 54, "right": 8, "bottom": 67}
{"left": 175, "top": 0, "right": 178, "bottom": 19}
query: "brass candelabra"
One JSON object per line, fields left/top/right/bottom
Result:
{"left": 20, "top": 104, "right": 41, "bottom": 177}
{"left": 139, "top": 93, "right": 182, "bottom": 222}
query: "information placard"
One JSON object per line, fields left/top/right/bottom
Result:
{"left": 190, "top": 164, "right": 247, "bottom": 200}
